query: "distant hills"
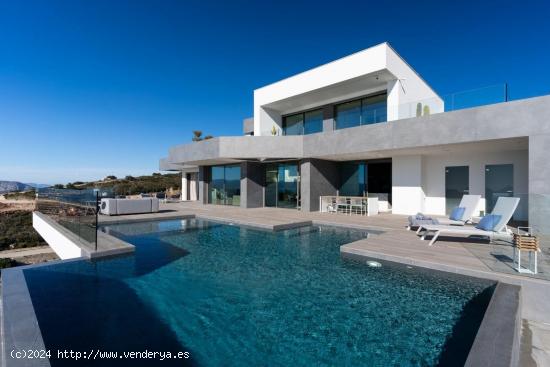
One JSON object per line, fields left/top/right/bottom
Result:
{"left": 24, "top": 183, "right": 51, "bottom": 189}
{"left": 0, "top": 181, "right": 50, "bottom": 194}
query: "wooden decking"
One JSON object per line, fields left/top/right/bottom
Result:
{"left": 98, "top": 201, "right": 549, "bottom": 281}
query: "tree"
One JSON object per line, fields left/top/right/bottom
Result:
{"left": 125, "top": 175, "right": 135, "bottom": 181}
{"left": 152, "top": 173, "right": 161, "bottom": 176}
{"left": 53, "top": 184, "right": 64, "bottom": 189}
{"left": 192, "top": 130, "right": 203, "bottom": 142}
{"left": 105, "top": 175, "right": 117, "bottom": 180}
{"left": 204, "top": 135, "right": 213, "bottom": 140}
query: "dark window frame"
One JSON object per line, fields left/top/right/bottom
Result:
{"left": 282, "top": 108, "right": 324, "bottom": 136}
{"left": 334, "top": 91, "right": 388, "bottom": 130}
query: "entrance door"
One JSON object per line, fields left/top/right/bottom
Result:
{"left": 485, "top": 164, "right": 513, "bottom": 214}
{"left": 445, "top": 166, "right": 469, "bottom": 215}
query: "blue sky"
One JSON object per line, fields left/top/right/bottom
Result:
{"left": 1, "top": 0, "right": 549, "bottom": 184}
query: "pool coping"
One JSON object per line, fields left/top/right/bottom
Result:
{"left": 34, "top": 211, "right": 135, "bottom": 259}
{"left": 1, "top": 215, "right": 524, "bottom": 366}
{"left": 465, "top": 282, "right": 521, "bottom": 367}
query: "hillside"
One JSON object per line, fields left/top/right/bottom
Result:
{"left": 71, "top": 173, "right": 181, "bottom": 196}
{"left": 0, "top": 210, "right": 47, "bottom": 250}
{"left": 0, "top": 181, "right": 33, "bottom": 194}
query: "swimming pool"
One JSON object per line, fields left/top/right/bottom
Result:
{"left": 23, "top": 219, "right": 495, "bottom": 366}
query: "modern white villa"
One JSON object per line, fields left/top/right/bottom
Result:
{"left": 160, "top": 42, "right": 549, "bottom": 237}
{"left": 5, "top": 42, "right": 550, "bottom": 367}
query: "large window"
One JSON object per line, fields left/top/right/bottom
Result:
{"left": 283, "top": 109, "right": 323, "bottom": 135}
{"left": 209, "top": 164, "right": 241, "bottom": 206}
{"left": 265, "top": 162, "right": 300, "bottom": 208}
{"left": 335, "top": 93, "right": 387, "bottom": 130}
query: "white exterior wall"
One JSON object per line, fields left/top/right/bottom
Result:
{"left": 421, "top": 150, "right": 528, "bottom": 220}
{"left": 390, "top": 150, "right": 528, "bottom": 219}
{"left": 385, "top": 47, "right": 443, "bottom": 120}
{"left": 181, "top": 175, "right": 188, "bottom": 200}
{"left": 253, "top": 43, "right": 441, "bottom": 136}
{"left": 32, "top": 212, "right": 85, "bottom": 260}
{"left": 392, "top": 155, "right": 425, "bottom": 215}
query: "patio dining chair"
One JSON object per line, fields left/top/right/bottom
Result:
{"left": 349, "top": 197, "right": 366, "bottom": 216}
{"left": 336, "top": 197, "right": 349, "bottom": 214}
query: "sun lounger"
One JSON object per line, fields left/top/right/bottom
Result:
{"left": 418, "top": 197, "right": 520, "bottom": 246}
{"left": 407, "top": 194, "right": 481, "bottom": 231}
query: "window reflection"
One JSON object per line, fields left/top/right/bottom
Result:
{"left": 335, "top": 93, "right": 387, "bottom": 130}
{"left": 209, "top": 165, "right": 241, "bottom": 206}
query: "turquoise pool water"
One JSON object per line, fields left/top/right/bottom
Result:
{"left": 24, "top": 219, "right": 494, "bottom": 366}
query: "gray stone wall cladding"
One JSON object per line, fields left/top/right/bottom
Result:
{"left": 240, "top": 161, "right": 264, "bottom": 208}
{"left": 300, "top": 159, "right": 339, "bottom": 212}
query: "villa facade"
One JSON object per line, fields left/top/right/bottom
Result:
{"left": 160, "top": 43, "right": 550, "bottom": 236}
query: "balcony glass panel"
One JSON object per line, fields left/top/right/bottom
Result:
{"left": 362, "top": 94, "right": 387, "bottom": 124}
{"left": 283, "top": 114, "right": 303, "bottom": 136}
{"left": 335, "top": 100, "right": 361, "bottom": 130}
{"left": 304, "top": 109, "right": 323, "bottom": 134}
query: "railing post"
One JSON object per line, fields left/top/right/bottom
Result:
{"left": 95, "top": 191, "right": 98, "bottom": 252}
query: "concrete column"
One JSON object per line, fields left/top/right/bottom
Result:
{"left": 391, "top": 155, "right": 424, "bottom": 215}
{"left": 240, "top": 161, "right": 264, "bottom": 208}
{"left": 198, "top": 166, "right": 210, "bottom": 204}
{"left": 529, "top": 134, "right": 550, "bottom": 238}
{"left": 181, "top": 174, "right": 188, "bottom": 201}
{"left": 300, "top": 159, "right": 339, "bottom": 212}
{"left": 322, "top": 105, "right": 334, "bottom": 132}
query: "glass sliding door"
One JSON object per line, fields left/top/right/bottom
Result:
{"left": 283, "top": 109, "right": 323, "bottom": 135}
{"left": 208, "top": 164, "right": 241, "bottom": 206}
{"left": 210, "top": 166, "right": 226, "bottom": 205}
{"left": 277, "top": 163, "right": 299, "bottom": 208}
{"left": 335, "top": 93, "right": 388, "bottom": 130}
{"left": 485, "top": 164, "right": 513, "bottom": 214}
{"left": 339, "top": 162, "right": 366, "bottom": 197}
{"left": 335, "top": 100, "right": 361, "bottom": 130}
{"left": 283, "top": 114, "right": 303, "bottom": 136}
{"left": 362, "top": 94, "right": 387, "bottom": 125}
{"left": 265, "top": 164, "right": 278, "bottom": 207}
{"left": 445, "top": 166, "right": 469, "bottom": 215}
{"left": 303, "top": 109, "right": 323, "bottom": 135}
{"left": 264, "top": 162, "right": 300, "bottom": 208}
{"left": 224, "top": 165, "right": 241, "bottom": 206}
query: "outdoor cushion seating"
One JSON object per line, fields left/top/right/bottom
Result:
{"left": 407, "top": 194, "right": 481, "bottom": 231}
{"left": 417, "top": 197, "right": 520, "bottom": 246}
{"left": 100, "top": 198, "right": 160, "bottom": 216}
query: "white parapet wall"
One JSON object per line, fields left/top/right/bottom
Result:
{"left": 32, "top": 212, "right": 87, "bottom": 260}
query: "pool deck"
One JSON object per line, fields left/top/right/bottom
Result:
{"left": 99, "top": 201, "right": 550, "bottom": 366}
